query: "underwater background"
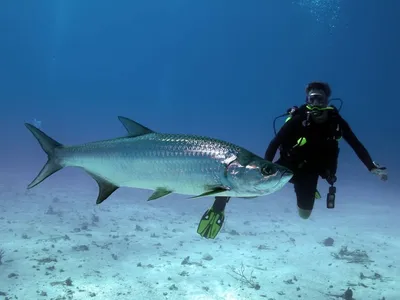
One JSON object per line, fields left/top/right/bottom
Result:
{"left": 1, "top": 1, "right": 399, "bottom": 299}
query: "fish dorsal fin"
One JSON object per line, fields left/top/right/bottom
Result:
{"left": 117, "top": 116, "right": 154, "bottom": 137}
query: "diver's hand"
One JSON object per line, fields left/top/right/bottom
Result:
{"left": 326, "top": 174, "right": 337, "bottom": 186}
{"left": 371, "top": 162, "right": 388, "bottom": 181}
{"left": 322, "top": 170, "right": 337, "bottom": 185}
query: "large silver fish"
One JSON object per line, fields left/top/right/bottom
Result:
{"left": 25, "top": 116, "right": 293, "bottom": 204}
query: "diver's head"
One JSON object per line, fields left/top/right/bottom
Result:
{"left": 225, "top": 158, "right": 293, "bottom": 197}
{"left": 305, "top": 81, "right": 331, "bottom": 108}
{"left": 305, "top": 81, "right": 332, "bottom": 123}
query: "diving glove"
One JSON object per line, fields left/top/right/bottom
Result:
{"left": 326, "top": 174, "right": 337, "bottom": 186}
{"left": 371, "top": 161, "right": 388, "bottom": 181}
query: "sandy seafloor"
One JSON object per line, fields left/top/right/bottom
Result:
{"left": 0, "top": 170, "right": 398, "bottom": 300}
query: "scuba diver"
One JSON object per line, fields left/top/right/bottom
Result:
{"left": 197, "top": 81, "right": 388, "bottom": 239}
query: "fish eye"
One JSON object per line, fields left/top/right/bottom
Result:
{"left": 261, "top": 165, "right": 275, "bottom": 176}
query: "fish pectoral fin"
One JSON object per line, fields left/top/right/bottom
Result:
{"left": 86, "top": 172, "right": 119, "bottom": 204}
{"left": 117, "top": 116, "right": 154, "bottom": 137}
{"left": 190, "top": 186, "right": 230, "bottom": 199}
{"left": 148, "top": 188, "right": 173, "bottom": 201}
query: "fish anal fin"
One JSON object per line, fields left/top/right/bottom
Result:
{"left": 86, "top": 172, "right": 119, "bottom": 204}
{"left": 148, "top": 188, "right": 173, "bottom": 201}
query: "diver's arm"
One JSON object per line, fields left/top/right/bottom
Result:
{"left": 264, "top": 137, "right": 280, "bottom": 162}
{"left": 264, "top": 115, "right": 300, "bottom": 161}
{"left": 340, "top": 117, "right": 376, "bottom": 171}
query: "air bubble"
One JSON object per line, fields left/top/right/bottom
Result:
{"left": 294, "top": 0, "right": 341, "bottom": 31}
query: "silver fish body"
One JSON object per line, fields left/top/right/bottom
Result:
{"left": 25, "top": 117, "right": 293, "bottom": 204}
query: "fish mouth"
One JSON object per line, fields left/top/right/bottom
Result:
{"left": 256, "top": 168, "right": 293, "bottom": 194}
{"left": 274, "top": 168, "right": 293, "bottom": 187}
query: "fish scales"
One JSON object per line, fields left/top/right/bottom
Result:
{"left": 59, "top": 133, "right": 241, "bottom": 194}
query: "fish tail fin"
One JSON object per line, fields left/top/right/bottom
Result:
{"left": 25, "top": 123, "right": 64, "bottom": 189}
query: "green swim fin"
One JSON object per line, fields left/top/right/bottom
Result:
{"left": 197, "top": 207, "right": 225, "bottom": 239}
{"left": 315, "top": 189, "right": 321, "bottom": 200}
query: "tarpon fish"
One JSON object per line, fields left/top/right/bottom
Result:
{"left": 25, "top": 117, "right": 293, "bottom": 204}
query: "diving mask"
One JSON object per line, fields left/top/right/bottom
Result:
{"left": 305, "top": 91, "right": 332, "bottom": 123}
{"left": 307, "top": 89, "right": 328, "bottom": 107}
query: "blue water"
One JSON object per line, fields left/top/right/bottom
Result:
{"left": 1, "top": 1, "right": 399, "bottom": 299}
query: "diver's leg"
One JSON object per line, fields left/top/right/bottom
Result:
{"left": 293, "top": 171, "right": 319, "bottom": 219}
{"left": 212, "top": 196, "right": 230, "bottom": 212}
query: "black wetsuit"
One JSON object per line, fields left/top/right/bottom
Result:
{"left": 264, "top": 105, "right": 376, "bottom": 211}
